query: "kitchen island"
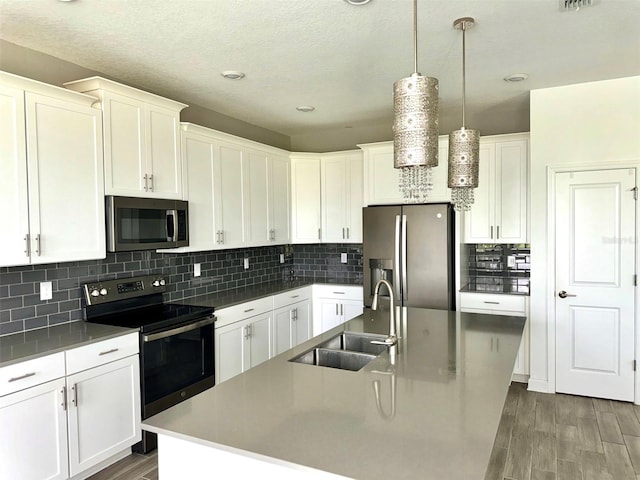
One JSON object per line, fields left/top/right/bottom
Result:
{"left": 143, "top": 307, "right": 525, "bottom": 479}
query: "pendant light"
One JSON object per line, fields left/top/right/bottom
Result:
{"left": 393, "top": 0, "right": 439, "bottom": 203}
{"left": 448, "top": 17, "right": 479, "bottom": 211}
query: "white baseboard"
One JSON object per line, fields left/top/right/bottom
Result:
{"left": 511, "top": 373, "right": 529, "bottom": 384}
{"left": 527, "top": 378, "right": 553, "bottom": 393}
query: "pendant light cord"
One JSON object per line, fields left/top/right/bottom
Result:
{"left": 413, "top": 0, "right": 418, "bottom": 74}
{"left": 461, "top": 22, "right": 466, "bottom": 128}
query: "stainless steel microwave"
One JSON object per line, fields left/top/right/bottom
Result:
{"left": 106, "top": 196, "right": 189, "bottom": 252}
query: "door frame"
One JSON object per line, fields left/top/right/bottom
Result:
{"left": 545, "top": 160, "right": 639, "bottom": 402}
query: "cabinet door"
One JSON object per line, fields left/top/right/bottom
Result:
{"left": 245, "top": 149, "right": 269, "bottom": 246}
{"left": 273, "top": 306, "right": 293, "bottom": 356}
{"left": 495, "top": 140, "right": 528, "bottom": 243}
{"left": 268, "top": 155, "right": 290, "bottom": 244}
{"left": 291, "top": 157, "right": 321, "bottom": 243}
{"left": 102, "top": 92, "right": 147, "bottom": 196}
{"left": 246, "top": 313, "right": 272, "bottom": 369}
{"left": 364, "top": 146, "right": 403, "bottom": 205}
{"left": 180, "top": 132, "right": 216, "bottom": 252}
{"left": 342, "top": 300, "right": 364, "bottom": 322}
{"left": 0, "top": 378, "right": 68, "bottom": 480}
{"left": 428, "top": 138, "right": 451, "bottom": 203}
{"left": 346, "top": 154, "right": 364, "bottom": 243}
{"left": 0, "top": 84, "right": 29, "bottom": 267}
{"left": 292, "top": 299, "right": 312, "bottom": 347}
{"left": 25, "top": 92, "right": 105, "bottom": 264}
{"left": 215, "top": 321, "right": 245, "bottom": 383}
{"left": 147, "top": 105, "right": 182, "bottom": 199}
{"left": 319, "top": 299, "right": 342, "bottom": 334}
{"left": 463, "top": 142, "right": 495, "bottom": 243}
{"left": 322, "top": 156, "right": 348, "bottom": 242}
{"left": 214, "top": 141, "right": 245, "bottom": 248}
{"left": 66, "top": 356, "right": 141, "bottom": 477}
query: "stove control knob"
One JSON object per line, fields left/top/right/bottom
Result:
{"left": 152, "top": 280, "right": 160, "bottom": 287}
{"left": 90, "top": 289, "right": 100, "bottom": 297}
{"left": 160, "top": 279, "right": 166, "bottom": 286}
{"left": 99, "top": 288, "right": 108, "bottom": 296}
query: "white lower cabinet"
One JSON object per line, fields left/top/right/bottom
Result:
{"left": 459, "top": 292, "right": 529, "bottom": 381}
{"left": 0, "top": 333, "right": 140, "bottom": 480}
{"left": 273, "top": 287, "right": 312, "bottom": 357}
{"left": 312, "top": 285, "right": 364, "bottom": 336}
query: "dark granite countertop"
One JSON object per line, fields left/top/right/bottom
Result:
{"left": 0, "top": 322, "right": 138, "bottom": 368}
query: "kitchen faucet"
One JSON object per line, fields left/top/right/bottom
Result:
{"left": 370, "top": 279, "right": 397, "bottom": 346}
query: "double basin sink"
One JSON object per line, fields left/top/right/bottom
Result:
{"left": 290, "top": 331, "right": 389, "bottom": 371}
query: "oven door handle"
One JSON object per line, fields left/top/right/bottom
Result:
{"left": 142, "top": 315, "right": 215, "bottom": 343}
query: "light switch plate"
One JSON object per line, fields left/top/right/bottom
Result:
{"left": 40, "top": 281, "right": 53, "bottom": 301}
{"left": 280, "top": 254, "right": 285, "bottom": 264}
{"left": 341, "top": 253, "right": 348, "bottom": 264}
{"left": 244, "top": 258, "right": 250, "bottom": 270}
{"left": 194, "top": 263, "right": 201, "bottom": 277}
{"left": 507, "top": 256, "right": 516, "bottom": 268}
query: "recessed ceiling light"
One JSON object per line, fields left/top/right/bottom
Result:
{"left": 296, "top": 105, "right": 315, "bottom": 113}
{"left": 503, "top": 73, "right": 528, "bottom": 83}
{"left": 344, "top": 0, "right": 371, "bottom": 5}
{"left": 221, "top": 71, "right": 245, "bottom": 80}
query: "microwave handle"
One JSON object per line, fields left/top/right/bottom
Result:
{"left": 166, "top": 210, "right": 177, "bottom": 241}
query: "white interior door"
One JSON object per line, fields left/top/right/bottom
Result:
{"left": 555, "top": 168, "right": 636, "bottom": 401}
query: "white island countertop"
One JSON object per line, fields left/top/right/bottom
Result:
{"left": 143, "top": 307, "right": 525, "bottom": 480}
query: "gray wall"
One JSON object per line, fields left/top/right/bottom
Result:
{"left": 0, "top": 244, "right": 363, "bottom": 337}
{"left": 0, "top": 40, "right": 291, "bottom": 151}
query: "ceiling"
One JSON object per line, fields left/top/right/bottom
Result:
{"left": 1, "top": 0, "right": 639, "bottom": 151}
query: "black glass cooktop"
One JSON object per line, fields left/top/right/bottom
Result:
{"left": 86, "top": 302, "right": 214, "bottom": 333}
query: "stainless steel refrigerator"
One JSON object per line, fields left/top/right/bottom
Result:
{"left": 363, "top": 203, "right": 455, "bottom": 310}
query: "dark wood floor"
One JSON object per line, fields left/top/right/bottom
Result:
{"left": 90, "top": 383, "right": 639, "bottom": 480}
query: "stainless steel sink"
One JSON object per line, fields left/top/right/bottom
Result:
{"left": 289, "top": 331, "right": 390, "bottom": 371}
{"left": 315, "top": 331, "right": 389, "bottom": 355}
{"left": 290, "top": 348, "right": 377, "bottom": 371}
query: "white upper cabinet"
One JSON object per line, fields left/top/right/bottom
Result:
{"left": 0, "top": 72, "right": 105, "bottom": 267}
{"left": 290, "top": 154, "right": 322, "bottom": 243}
{"left": 463, "top": 133, "right": 529, "bottom": 243}
{"left": 64, "top": 77, "right": 187, "bottom": 199}
{"left": 321, "top": 151, "right": 363, "bottom": 243}
{"left": 167, "top": 123, "right": 290, "bottom": 252}
{"left": 360, "top": 137, "right": 450, "bottom": 206}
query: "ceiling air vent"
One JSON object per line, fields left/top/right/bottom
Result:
{"left": 559, "top": 0, "right": 593, "bottom": 11}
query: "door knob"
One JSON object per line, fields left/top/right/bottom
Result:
{"left": 558, "top": 290, "right": 576, "bottom": 298}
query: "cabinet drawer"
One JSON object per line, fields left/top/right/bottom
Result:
{"left": 215, "top": 296, "right": 274, "bottom": 329}
{"left": 0, "top": 352, "right": 65, "bottom": 397}
{"left": 313, "top": 284, "right": 363, "bottom": 301}
{"left": 65, "top": 332, "right": 139, "bottom": 375}
{"left": 273, "top": 286, "right": 312, "bottom": 310}
{"left": 459, "top": 293, "right": 526, "bottom": 314}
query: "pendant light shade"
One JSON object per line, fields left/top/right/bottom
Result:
{"left": 448, "top": 17, "right": 479, "bottom": 211}
{"left": 393, "top": 0, "right": 439, "bottom": 203}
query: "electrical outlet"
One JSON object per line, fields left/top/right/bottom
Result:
{"left": 244, "top": 258, "right": 250, "bottom": 270}
{"left": 40, "top": 281, "right": 53, "bottom": 301}
{"left": 341, "top": 253, "right": 348, "bottom": 264}
{"left": 507, "top": 256, "right": 516, "bottom": 268}
{"left": 280, "top": 253, "right": 285, "bottom": 264}
{"left": 194, "top": 263, "right": 201, "bottom": 277}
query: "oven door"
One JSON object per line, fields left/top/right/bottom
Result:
{"left": 140, "top": 315, "right": 215, "bottom": 419}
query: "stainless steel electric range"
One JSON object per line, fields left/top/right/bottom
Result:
{"left": 83, "top": 275, "right": 215, "bottom": 453}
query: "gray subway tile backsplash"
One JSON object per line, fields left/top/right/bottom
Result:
{"left": 0, "top": 243, "right": 363, "bottom": 336}
{"left": 463, "top": 243, "right": 531, "bottom": 294}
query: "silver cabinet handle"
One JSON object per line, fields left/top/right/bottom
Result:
{"left": 342, "top": 227, "right": 345, "bottom": 239}
{"left": 340, "top": 304, "right": 343, "bottom": 316}
{"left": 291, "top": 295, "right": 299, "bottom": 299}
{"left": 24, "top": 233, "right": 30, "bottom": 257}
{"left": 71, "top": 383, "right": 78, "bottom": 407}
{"left": 496, "top": 338, "right": 500, "bottom": 352}
{"left": 144, "top": 174, "right": 149, "bottom": 191}
{"left": 490, "top": 226, "right": 494, "bottom": 239}
{"left": 335, "top": 304, "right": 338, "bottom": 315}
{"left": 347, "top": 227, "right": 350, "bottom": 239}
{"left": 490, "top": 337, "right": 493, "bottom": 352}
{"left": 35, "top": 234, "right": 41, "bottom": 256}
{"left": 292, "top": 308, "right": 298, "bottom": 321}
{"left": 149, "top": 174, "right": 154, "bottom": 192}
{"left": 61, "top": 386, "right": 67, "bottom": 411}
{"left": 484, "top": 301, "right": 500, "bottom": 305}
{"left": 99, "top": 348, "right": 119, "bottom": 356}
{"left": 332, "top": 292, "right": 345, "bottom": 295}
{"left": 318, "top": 228, "right": 321, "bottom": 240}
{"left": 8, "top": 372, "right": 36, "bottom": 383}
{"left": 496, "top": 225, "right": 500, "bottom": 239}
{"left": 220, "top": 230, "right": 224, "bottom": 244}
{"left": 558, "top": 290, "right": 577, "bottom": 298}
{"left": 244, "top": 308, "right": 255, "bottom": 313}
{"left": 244, "top": 325, "right": 252, "bottom": 340}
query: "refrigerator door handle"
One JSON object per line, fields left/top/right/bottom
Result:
{"left": 394, "top": 215, "right": 401, "bottom": 301}
{"left": 401, "top": 214, "right": 408, "bottom": 302}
